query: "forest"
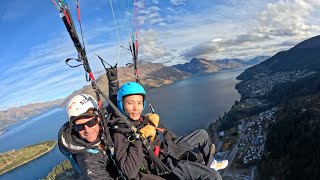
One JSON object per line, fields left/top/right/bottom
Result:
{"left": 258, "top": 72, "right": 320, "bottom": 179}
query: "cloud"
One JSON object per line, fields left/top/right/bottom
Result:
{"left": 170, "top": 0, "right": 187, "bottom": 6}
{"left": 135, "top": 1, "right": 255, "bottom": 62}
{"left": 140, "top": 13, "right": 164, "bottom": 26}
{"left": 181, "top": 32, "right": 270, "bottom": 59}
{"left": 138, "top": 28, "right": 188, "bottom": 65}
{"left": 180, "top": 0, "right": 320, "bottom": 61}
{"left": 139, "top": 29, "right": 167, "bottom": 59}
{"left": 150, "top": 0, "right": 159, "bottom": 4}
{"left": 139, "top": 2, "right": 165, "bottom": 26}
{"left": 182, "top": 42, "right": 221, "bottom": 59}
{"left": 254, "top": 0, "right": 320, "bottom": 38}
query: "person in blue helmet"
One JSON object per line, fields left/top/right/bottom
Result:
{"left": 110, "top": 81, "right": 227, "bottom": 180}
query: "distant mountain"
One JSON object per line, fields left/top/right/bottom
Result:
{"left": 172, "top": 57, "right": 269, "bottom": 75}
{"left": 215, "top": 58, "right": 245, "bottom": 64}
{"left": 0, "top": 99, "right": 63, "bottom": 132}
{"left": 244, "top": 56, "right": 270, "bottom": 66}
{"left": 237, "top": 35, "right": 320, "bottom": 81}
{"left": 172, "top": 58, "right": 219, "bottom": 74}
{"left": 215, "top": 58, "right": 245, "bottom": 69}
{"left": 172, "top": 58, "right": 245, "bottom": 74}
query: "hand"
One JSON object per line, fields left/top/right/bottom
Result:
{"left": 139, "top": 124, "right": 156, "bottom": 142}
{"left": 106, "top": 65, "right": 118, "bottom": 81}
{"left": 145, "top": 113, "right": 159, "bottom": 127}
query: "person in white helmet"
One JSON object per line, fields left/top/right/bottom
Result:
{"left": 57, "top": 66, "right": 128, "bottom": 180}
{"left": 58, "top": 94, "right": 123, "bottom": 180}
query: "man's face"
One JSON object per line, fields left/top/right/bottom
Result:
{"left": 74, "top": 116, "right": 100, "bottom": 143}
{"left": 123, "top": 94, "right": 144, "bottom": 120}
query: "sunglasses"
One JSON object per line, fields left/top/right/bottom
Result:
{"left": 73, "top": 117, "right": 98, "bottom": 131}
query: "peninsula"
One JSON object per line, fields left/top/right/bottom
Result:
{"left": 0, "top": 140, "right": 57, "bottom": 175}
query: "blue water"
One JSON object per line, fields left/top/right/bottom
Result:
{"left": 0, "top": 108, "right": 66, "bottom": 180}
{"left": 148, "top": 68, "right": 243, "bottom": 135}
{"left": 0, "top": 68, "right": 244, "bottom": 180}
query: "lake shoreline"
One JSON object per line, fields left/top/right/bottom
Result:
{"left": 0, "top": 141, "right": 57, "bottom": 175}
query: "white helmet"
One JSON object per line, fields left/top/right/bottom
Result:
{"left": 66, "top": 94, "right": 98, "bottom": 123}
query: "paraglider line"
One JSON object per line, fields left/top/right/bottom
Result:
{"left": 109, "top": 0, "right": 121, "bottom": 63}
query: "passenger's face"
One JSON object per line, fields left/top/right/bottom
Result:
{"left": 74, "top": 117, "right": 100, "bottom": 142}
{"left": 123, "top": 95, "right": 144, "bottom": 120}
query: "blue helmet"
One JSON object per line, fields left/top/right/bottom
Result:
{"left": 117, "top": 82, "right": 147, "bottom": 115}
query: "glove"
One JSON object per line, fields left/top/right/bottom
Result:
{"left": 145, "top": 113, "right": 159, "bottom": 127}
{"left": 139, "top": 124, "right": 156, "bottom": 142}
{"left": 106, "top": 65, "right": 118, "bottom": 81}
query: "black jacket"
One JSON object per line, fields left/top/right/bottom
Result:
{"left": 58, "top": 122, "right": 119, "bottom": 180}
{"left": 110, "top": 118, "right": 167, "bottom": 180}
{"left": 110, "top": 119, "right": 223, "bottom": 180}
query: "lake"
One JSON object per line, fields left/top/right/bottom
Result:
{"left": 0, "top": 67, "right": 244, "bottom": 179}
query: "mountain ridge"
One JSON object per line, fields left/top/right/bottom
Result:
{"left": 237, "top": 35, "right": 320, "bottom": 81}
{"left": 235, "top": 35, "right": 320, "bottom": 99}
{"left": 172, "top": 56, "right": 269, "bottom": 74}
{"left": 0, "top": 99, "right": 64, "bottom": 133}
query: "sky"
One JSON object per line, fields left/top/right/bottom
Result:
{"left": 1, "top": 0, "right": 320, "bottom": 109}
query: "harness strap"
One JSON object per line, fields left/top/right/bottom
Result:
{"left": 107, "top": 149, "right": 127, "bottom": 180}
{"left": 86, "top": 149, "right": 99, "bottom": 154}
{"left": 111, "top": 120, "right": 171, "bottom": 175}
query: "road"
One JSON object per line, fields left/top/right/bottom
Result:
{"left": 221, "top": 122, "right": 254, "bottom": 180}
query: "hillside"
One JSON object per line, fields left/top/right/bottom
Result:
{"left": 0, "top": 99, "right": 63, "bottom": 132}
{"left": 234, "top": 36, "right": 320, "bottom": 99}
{"left": 258, "top": 77, "right": 320, "bottom": 179}
{"left": 244, "top": 56, "right": 270, "bottom": 65}
{"left": 237, "top": 35, "right": 320, "bottom": 81}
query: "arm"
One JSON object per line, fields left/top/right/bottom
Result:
{"left": 108, "top": 77, "right": 119, "bottom": 106}
{"left": 76, "top": 151, "right": 113, "bottom": 180}
{"left": 106, "top": 65, "right": 119, "bottom": 114}
{"left": 113, "top": 131, "right": 144, "bottom": 179}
